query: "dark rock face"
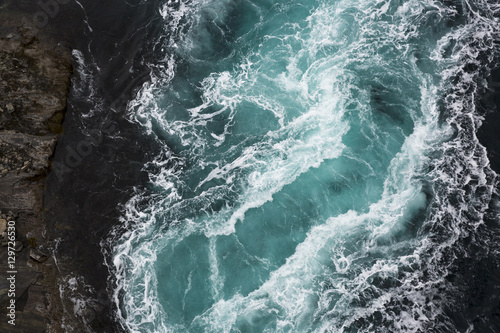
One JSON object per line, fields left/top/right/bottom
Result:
{"left": 0, "top": 13, "right": 71, "bottom": 208}
{"left": 0, "top": 10, "right": 72, "bottom": 333}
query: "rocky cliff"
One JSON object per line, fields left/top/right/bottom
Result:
{"left": 0, "top": 10, "right": 72, "bottom": 332}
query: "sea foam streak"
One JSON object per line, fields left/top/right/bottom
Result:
{"left": 107, "top": 0, "right": 499, "bottom": 332}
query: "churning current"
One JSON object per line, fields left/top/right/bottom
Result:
{"left": 107, "top": 0, "right": 500, "bottom": 332}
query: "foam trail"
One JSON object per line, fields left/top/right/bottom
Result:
{"left": 106, "top": 0, "right": 500, "bottom": 331}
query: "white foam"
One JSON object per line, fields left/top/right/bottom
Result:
{"left": 107, "top": 0, "right": 500, "bottom": 331}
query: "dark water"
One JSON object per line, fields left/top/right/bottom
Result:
{"left": 43, "top": 1, "right": 166, "bottom": 330}
{"left": 2, "top": 0, "right": 168, "bottom": 330}
{"left": 5, "top": 0, "right": 500, "bottom": 332}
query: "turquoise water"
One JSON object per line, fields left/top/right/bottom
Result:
{"left": 109, "top": 0, "right": 499, "bottom": 332}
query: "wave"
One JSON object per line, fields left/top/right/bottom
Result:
{"left": 106, "top": 0, "right": 500, "bottom": 332}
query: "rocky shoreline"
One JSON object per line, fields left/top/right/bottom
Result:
{"left": 0, "top": 5, "right": 150, "bottom": 331}
{"left": 0, "top": 3, "right": 497, "bottom": 333}
{"left": 0, "top": 10, "right": 74, "bottom": 332}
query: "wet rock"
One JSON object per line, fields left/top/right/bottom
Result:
{"left": 20, "top": 160, "right": 30, "bottom": 172}
{"left": 14, "top": 240, "right": 23, "bottom": 252}
{"left": 0, "top": 8, "right": 72, "bottom": 333}
{"left": 0, "top": 218, "right": 6, "bottom": 233}
{"left": 30, "top": 248, "right": 49, "bottom": 263}
{"left": 5, "top": 102, "right": 13, "bottom": 113}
